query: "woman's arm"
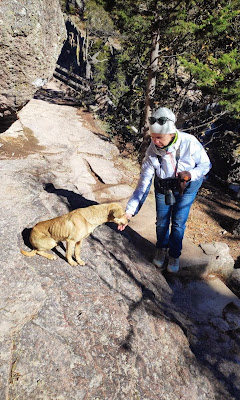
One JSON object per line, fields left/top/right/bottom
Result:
{"left": 188, "top": 140, "right": 211, "bottom": 181}
{"left": 125, "top": 158, "right": 155, "bottom": 216}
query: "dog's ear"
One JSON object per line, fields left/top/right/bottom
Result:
{"left": 108, "top": 205, "right": 123, "bottom": 221}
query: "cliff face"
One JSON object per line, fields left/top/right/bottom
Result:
{"left": 0, "top": 0, "right": 66, "bottom": 120}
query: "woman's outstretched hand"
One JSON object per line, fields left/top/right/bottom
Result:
{"left": 118, "top": 213, "right": 132, "bottom": 231}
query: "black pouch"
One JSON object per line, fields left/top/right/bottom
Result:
{"left": 154, "top": 176, "right": 178, "bottom": 194}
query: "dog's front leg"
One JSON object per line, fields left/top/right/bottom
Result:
{"left": 66, "top": 240, "right": 78, "bottom": 267}
{"left": 75, "top": 240, "right": 85, "bottom": 266}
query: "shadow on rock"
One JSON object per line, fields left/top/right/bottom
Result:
{"left": 44, "top": 183, "right": 97, "bottom": 211}
{"left": 101, "top": 219, "right": 240, "bottom": 399}
{"left": 21, "top": 227, "right": 33, "bottom": 249}
{"left": 235, "top": 256, "right": 240, "bottom": 269}
{"left": 123, "top": 226, "right": 156, "bottom": 263}
{"left": 18, "top": 186, "right": 240, "bottom": 399}
{"left": 0, "top": 111, "right": 18, "bottom": 133}
{"left": 52, "top": 242, "right": 67, "bottom": 262}
{"left": 34, "top": 88, "right": 81, "bottom": 107}
{"left": 166, "top": 272, "right": 240, "bottom": 399}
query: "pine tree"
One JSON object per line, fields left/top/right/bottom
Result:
{"left": 91, "top": 0, "right": 239, "bottom": 153}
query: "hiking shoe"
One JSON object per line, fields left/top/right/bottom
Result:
{"left": 167, "top": 256, "right": 180, "bottom": 273}
{"left": 153, "top": 248, "right": 167, "bottom": 269}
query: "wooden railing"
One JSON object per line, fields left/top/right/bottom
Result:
{"left": 53, "top": 64, "right": 90, "bottom": 92}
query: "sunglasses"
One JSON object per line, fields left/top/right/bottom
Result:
{"left": 148, "top": 116, "right": 174, "bottom": 125}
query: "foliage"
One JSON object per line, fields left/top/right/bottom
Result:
{"left": 60, "top": 0, "right": 78, "bottom": 14}
{"left": 89, "top": 40, "right": 110, "bottom": 84}
{"left": 59, "top": 0, "right": 68, "bottom": 12}
{"left": 174, "top": 0, "right": 240, "bottom": 115}
{"left": 85, "top": 0, "right": 116, "bottom": 36}
{"left": 63, "top": 0, "right": 239, "bottom": 154}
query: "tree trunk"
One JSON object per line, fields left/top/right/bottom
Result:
{"left": 84, "top": 29, "right": 92, "bottom": 80}
{"left": 140, "top": 20, "right": 160, "bottom": 162}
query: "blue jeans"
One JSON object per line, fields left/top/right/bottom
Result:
{"left": 155, "top": 178, "right": 203, "bottom": 258}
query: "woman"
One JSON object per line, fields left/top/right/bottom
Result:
{"left": 118, "top": 107, "right": 211, "bottom": 273}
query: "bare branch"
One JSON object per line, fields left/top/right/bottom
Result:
{"left": 203, "top": 129, "right": 221, "bottom": 147}
{"left": 183, "top": 112, "right": 228, "bottom": 132}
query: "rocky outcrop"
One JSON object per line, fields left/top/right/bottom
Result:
{"left": 1, "top": 84, "right": 240, "bottom": 399}
{"left": 0, "top": 0, "right": 66, "bottom": 122}
{"left": 177, "top": 241, "right": 235, "bottom": 280}
{"left": 199, "top": 242, "right": 235, "bottom": 277}
{"left": 0, "top": 93, "right": 213, "bottom": 400}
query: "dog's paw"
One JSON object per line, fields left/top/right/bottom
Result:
{"left": 49, "top": 255, "right": 57, "bottom": 260}
{"left": 76, "top": 259, "right": 85, "bottom": 266}
{"left": 68, "top": 260, "right": 78, "bottom": 267}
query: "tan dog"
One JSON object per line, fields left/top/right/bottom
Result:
{"left": 21, "top": 203, "right": 128, "bottom": 266}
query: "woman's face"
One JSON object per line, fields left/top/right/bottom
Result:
{"left": 150, "top": 133, "right": 175, "bottom": 148}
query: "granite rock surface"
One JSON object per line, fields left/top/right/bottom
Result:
{"left": 0, "top": 0, "right": 66, "bottom": 119}
{"left": 0, "top": 87, "right": 240, "bottom": 399}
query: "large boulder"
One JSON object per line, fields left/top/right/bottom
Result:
{"left": 0, "top": 0, "right": 66, "bottom": 121}
{"left": 0, "top": 95, "right": 215, "bottom": 400}
{"left": 0, "top": 165, "right": 215, "bottom": 400}
{"left": 1, "top": 89, "right": 240, "bottom": 400}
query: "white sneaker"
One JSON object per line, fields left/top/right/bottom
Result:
{"left": 153, "top": 248, "right": 167, "bottom": 269}
{"left": 167, "top": 256, "right": 180, "bottom": 273}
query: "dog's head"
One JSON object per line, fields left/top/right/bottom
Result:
{"left": 107, "top": 204, "right": 128, "bottom": 226}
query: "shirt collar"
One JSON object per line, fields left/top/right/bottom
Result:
{"left": 151, "top": 132, "right": 179, "bottom": 155}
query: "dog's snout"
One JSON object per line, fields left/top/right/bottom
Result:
{"left": 119, "top": 216, "right": 128, "bottom": 225}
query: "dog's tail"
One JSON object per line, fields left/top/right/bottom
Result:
{"left": 20, "top": 249, "right": 37, "bottom": 257}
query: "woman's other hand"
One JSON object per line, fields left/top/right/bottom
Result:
{"left": 177, "top": 171, "right": 191, "bottom": 195}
